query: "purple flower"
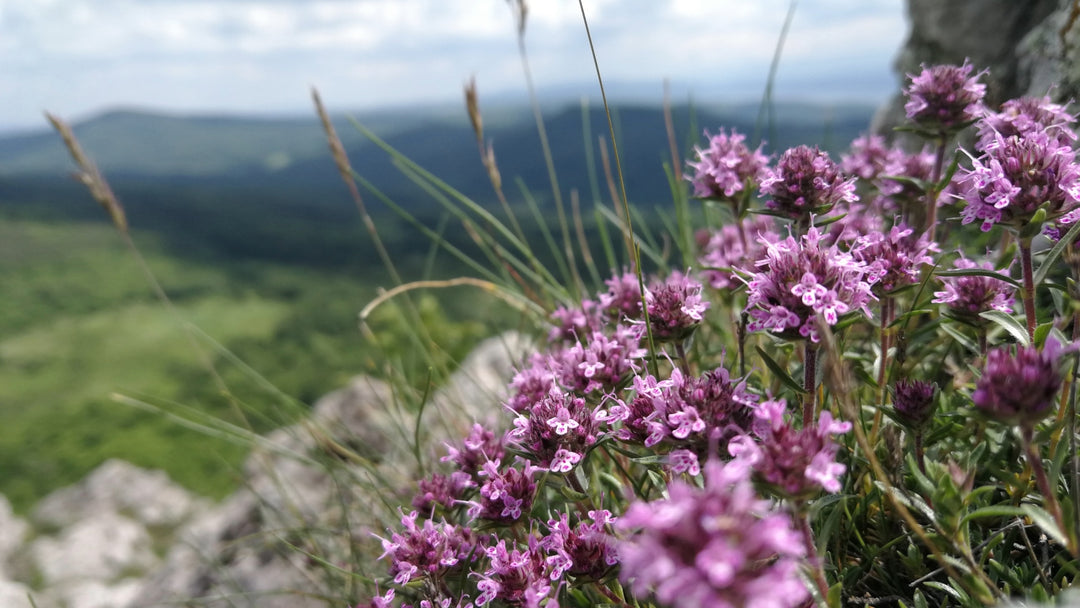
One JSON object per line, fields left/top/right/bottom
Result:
{"left": 442, "top": 423, "right": 505, "bottom": 476}
{"left": 977, "top": 95, "right": 1077, "bottom": 151}
{"left": 841, "top": 133, "right": 893, "bottom": 181}
{"left": 854, "top": 222, "right": 938, "bottom": 294}
{"left": 932, "top": 254, "right": 1015, "bottom": 321}
{"left": 376, "top": 510, "right": 482, "bottom": 586}
{"left": 598, "top": 269, "right": 643, "bottom": 320}
{"left": 474, "top": 538, "right": 552, "bottom": 607}
{"left": 468, "top": 458, "right": 539, "bottom": 524}
{"left": 973, "top": 341, "right": 1065, "bottom": 428}
{"left": 412, "top": 471, "right": 474, "bottom": 515}
{"left": 744, "top": 225, "right": 876, "bottom": 343}
{"left": 540, "top": 510, "right": 618, "bottom": 580}
{"left": 645, "top": 271, "right": 711, "bottom": 342}
{"left": 698, "top": 216, "right": 780, "bottom": 291}
{"left": 548, "top": 300, "right": 603, "bottom": 343}
{"left": 876, "top": 145, "right": 946, "bottom": 217}
{"left": 551, "top": 326, "right": 646, "bottom": 395}
{"left": 904, "top": 61, "right": 987, "bottom": 134}
{"left": 507, "top": 387, "right": 600, "bottom": 472}
{"left": 687, "top": 128, "right": 770, "bottom": 201}
{"left": 957, "top": 129, "right": 1080, "bottom": 232}
{"left": 892, "top": 379, "right": 938, "bottom": 429}
{"left": 612, "top": 365, "right": 757, "bottom": 453}
{"left": 616, "top": 458, "right": 809, "bottom": 608}
{"left": 728, "top": 398, "right": 852, "bottom": 498}
{"left": 759, "top": 145, "right": 858, "bottom": 223}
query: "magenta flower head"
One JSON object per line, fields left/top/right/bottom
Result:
{"left": 977, "top": 95, "right": 1077, "bottom": 151}
{"left": 891, "top": 379, "right": 938, "bottom": 429}
{"left": 759, "top": 145, "right": 857, "bottom": 225}
{"left": 645, "top": 271, "right": 710, "bottom": 342}
{"left": 728, "top": 398, "right": 852, "bottom": 499}
{"left": 957, "top": 129, "right": 1080, "bottom": 233}
{"left": 841, "top": 133, "right": 893, "bottom": 181}
{"left": 932, "top": 254, "right": 1014, "bottom": 324}
{"left": 973, "top": 340, "right": 1066, "bottom": 429}
{"left": 904, "top": 60, "right": 987, "bottom": 135}
{"left": 376, "top": 510, "right": 482, "bottom": 586}
{"left": 616, "top": 458, "right": 809, "bottom": 608}
{"left": 598, "top": 269, "right": 643, "bottom": 320}
{"left": 854, "top": 222, "right": 938, "bottom": 295}
{"left": 687, "top": 128, "right": 770, "bottom": 202}
{"left": 744, "top": 225, "right": 875, "bottom": 343}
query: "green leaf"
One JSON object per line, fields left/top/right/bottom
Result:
{"left": 959, "top": 505, "right": 1026, "bottom": 527}
{"left": 1033, "top": 322, "right": 1055, "bottom": 348}
{"left": 978, "top": 310, "right": 1030, "bottom": 346}
{"left": 755, "top": 345, "right": 808, "bottom": 394}
{"left": 826, "top": 582, "right": 843, "bottom": 608}
{"left": 936, "top": 268, "right": 1022, "bottom": 288}
{"left": 1034, "top": 218, "right": 1080, "bottom": 285}
{"left": 913, "top": 589, "right": 929, "bottom": 608}
{"left": 1021, "top": 504, "right": 1069, "bottom": 547}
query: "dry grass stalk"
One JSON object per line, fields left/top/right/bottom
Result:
{"left": 45, "top": 113, "right": 128, "bottom": 233}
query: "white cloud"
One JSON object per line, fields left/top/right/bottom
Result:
{"left": 0, "top": 0, "right": 906, "bottom": 131}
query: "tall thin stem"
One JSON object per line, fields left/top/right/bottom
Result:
{"left": 924, "top": 136, "right": 947, "bottom": 242}
{"left": 1019, "top": 239, "right": 1037, "bottom": 342}
{"left": 795, "top": 509, "right": 831, "bottom": 603}
{"left": 1021, "top": 426, "right": 1075, "bottom": 556}
{"left": 803, "top": 341, "right": 818, "bottom": 428}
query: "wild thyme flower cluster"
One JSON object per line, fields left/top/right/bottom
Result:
{"left": 687, "top": 128, "right": 770, "bottom": 202}
{"left": 759, "top": 144, "right": 857, "bottom": 223}
{"left": 957, "top": 128, "right": 1080, "bottom": 232}
{"left": 644, "top": 271, "right": 710, "bottom": 342}
{"left": 904, "top": 60, "right": 986, "bottom": 134}
{"left": 854, "top": 223, "right": 938, "bottom": 294}
{"left": 973, "top": 341, "right": 1065, "bottom": 428}
{"left": 976, "top": 95, "right": 1077, "bottom": 150}
{"left": 728, "top": 398, "right": 851, "bottom": 499}
{"left": 932, "top": 254, "right": 1014, "bottom": 319}
{"left": 744, "top": 225, "right": 875, "bottom": 342}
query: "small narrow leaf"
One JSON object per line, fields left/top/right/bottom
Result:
{"left": 1034, "top": 219, "right": 1080, "bottom": 285}
{"left": 978, "top": 310, "right": 1030, "bottom": 346}
{"left": 937, "top": 268, "right": 1022, "bottom": 288}
{"left": 1022, "top": 504, "right": 1069, "bottom": 547}
{"left": 755, "top": 346, "right": 808, "bottom": 394}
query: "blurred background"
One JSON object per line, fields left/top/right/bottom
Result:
{"left": 0, "top": 0, "right": 906, "bottom": 512}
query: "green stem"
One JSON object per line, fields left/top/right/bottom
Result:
{"left": 1020, "top": 239, "right": 1037, "bottom": 342}
{"left": 795, "top": 509, "right": 831, "bottom": 603}
{"left": 804, "top": 341, "right": 818, "bottom": 428}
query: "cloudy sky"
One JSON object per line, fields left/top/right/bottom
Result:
{"left": 0, "top": 0, "right": 909, "bottom": 133}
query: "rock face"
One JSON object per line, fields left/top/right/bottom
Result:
{"left": 874, "top": 0, "right": 1077, "bottom": 133}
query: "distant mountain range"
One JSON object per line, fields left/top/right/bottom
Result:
{"left": 0, "top": 99, "right": 878, "bottom": 270}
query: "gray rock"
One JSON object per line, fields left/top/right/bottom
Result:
{"left": 34, "top": 459, "right": 207, "bottom": 530}
{"left": 0, "top": 580, "right": 36, "bottom": 608}
{"left": 0, "top": 495, "right": 28, "bottom": 579}
{"left": 30, "top": 512, "right": 156, "bottom": 586}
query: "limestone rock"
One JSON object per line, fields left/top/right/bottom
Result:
{"left": 31, "top": 511, "right": 156, "bottom": 586}
{"left": 0, "top": 495, "right": 28, "bottom": 578}
{"left": 0, "top": 580, "right": 36, "bottom": 608}
{"left": 33, "top": 459, "right": 206, "bottom": 530}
